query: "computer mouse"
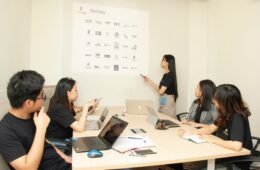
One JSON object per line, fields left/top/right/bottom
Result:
{"left": 87, "top": 149, "right": 103, "bottom": 158}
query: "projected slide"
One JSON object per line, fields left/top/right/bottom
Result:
{"left": 72, "top": 3, "right": 149, "bottom": 75}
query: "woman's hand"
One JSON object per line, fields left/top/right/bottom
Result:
{"left": 82, "top": 99, "right": 97, "bottom": 116}
{"left": 187, "top": 121, "right": 201, "bottom": 128}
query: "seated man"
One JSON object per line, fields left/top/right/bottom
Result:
{"left": 0, "top": 70, "right": 71, "bottom": 170}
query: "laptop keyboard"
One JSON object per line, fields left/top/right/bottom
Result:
{"left": 162, "top": 119, "right": 180, "bottom": 127}
{"left": 86, "top": 120, "right": 99, "bottom": 130}
{"left": 86, "top": 138, "right": 107, "bottom": 149}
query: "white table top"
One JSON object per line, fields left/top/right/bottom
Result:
{"left": 72, "top": 107, "right": 250, "bottom": 170}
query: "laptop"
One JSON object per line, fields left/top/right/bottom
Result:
{"left": 146, "top": 106, "right": 180, "bottom": 128}
{"left": 88, "top": 97, "right": 102, "bottom": 115}
{"left": 72, "top": 116, "right": 128, "bottom": 153}
{"left": 85, "top": 107, "right": 109, "bottom": 130}
{"left": 125, "top": 99, "right": 153, "bottom": 115}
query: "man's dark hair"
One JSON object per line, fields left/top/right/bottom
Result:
{"left": 7, "top": 70, "right": 45, "bottom": 108}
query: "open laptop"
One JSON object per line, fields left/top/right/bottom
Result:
{"left": 125, "top": 99, "right": 153, "bottom": 115}
{"left": 85, "top": 107, "right": 108, "bottom": 130}
{"left": 72, "top": 116, "right": 128, "bottom": 153}
{"left": 146, "top": 106, "right": 180, "bottom": 128}
{"left": 88, "top": 97, "right": 102, "bottom": 115}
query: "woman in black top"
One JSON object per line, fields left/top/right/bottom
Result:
{"left": 142, "top": 54, "right": 178, "bottom": 118}
{"left": 47, "top": 77, "right": 95, "bottom": 140}
{"left": 195, "top": 84, "right": 253, "bottom": 169}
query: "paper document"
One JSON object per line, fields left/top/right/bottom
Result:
{"left": 112, "top": 135, "right": 155, "bottom": 153}
{"left": 182, "top": 134, "right": 206, "bottom": 144}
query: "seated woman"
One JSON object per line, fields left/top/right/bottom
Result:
{"left": 184, "top": 79, "right": 218, "bottom": 128}
{"left": 46, "top": 77, "right": 96, "bottom": 141}
{"left": 189, "top": 84, "right": 253, "bottom": 170}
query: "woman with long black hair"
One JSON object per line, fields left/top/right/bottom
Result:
{"left": 184, "top": 79, "right": 218, "bottom": 128}
{"left": 142, "top": 54, "right": 178, "bottom": 118}
{"left": 47, "top": 77, "right": 96, "bottom": 140}
{"left": 193, "top": 84, "right": 253, "bottom": 170}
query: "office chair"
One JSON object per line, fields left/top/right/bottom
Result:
{"left": 176, "top": 112, "right": 188, "bottom": 121}
{"left": 0, "top": 154, "right": 11, "bottom": 170}
{"left": 43, "top": 85, "right": 56, "bottom": 110}
{"left": 223, "top": 136, "right": 260, "bottom": 170}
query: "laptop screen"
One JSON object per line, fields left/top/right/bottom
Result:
{"left": 146, "top": 106, "right": 159, "bottom": 126}
{"left": 98, "top": 116, "right": 128, "bottom": 146}
{"left": 126, "top": 99, "right": 153, "bottom": 114}
{"left": 99, "top": 107, "right": 108, "bottom": 123}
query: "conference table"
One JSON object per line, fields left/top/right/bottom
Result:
{"left": 72, "top": 107, "right": 250, "bottom": 170}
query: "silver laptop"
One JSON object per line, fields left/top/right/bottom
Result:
{"left": 146, "top": 106, "right": 180, "bottom": 128}
{"left": 125, "top": 99, "right": 153, "bottom": 115}
{"left": 85, "top": 107, "right": 108, "bottom": 130}
{"left": 88, "top": 97, "right": 102, "bottom": 115}
{"left": 72, "top": 116, "right": 128, "bottom": 153}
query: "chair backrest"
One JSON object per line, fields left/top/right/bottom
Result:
{"left": 43, "top": 85, "right": 56, "bottom": 110}
{"left": 0, "top": 154, "right": 10, "bottom": 170}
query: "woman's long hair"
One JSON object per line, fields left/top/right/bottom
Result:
{"left": 214, "top": 84, "right": 251, "bottom": 128}
{"left": 47, "top": 77, "right": 76, "bottom": 114}
{"left": 194, "top": 79, "right": 216, "bottom": 111}
{"left": 164, "top": 54, "right": 178, "bottom": 101}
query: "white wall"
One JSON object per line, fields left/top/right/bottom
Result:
{"left": 57, "top": 0, "right": 189, "bottom": 111}
{"left": 205, "top": 0, "right": 260, "bottom": 137}
{"left": 2, "top": 0, "right": 260, "bottom": 137}
{"left": 0, "top": 0, "right": 32, "bottom": 119}
{"left": 30, "top": 0, "right": 63, "bottom": 85}
{"left": 188, "top": 0, "right": 209, "bottom": 105}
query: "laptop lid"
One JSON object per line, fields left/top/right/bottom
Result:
{"left": 146, "top": 106, "right": 180, "bottom": 128}
{"left": 126, "top": 99, "right": 153, "bottom": 115}
{"left": 146, "top": 106, "right": 159, "bottom": 126}
{"left": 98, "top": 107, "right": 109, "bottom": 125}
{"left": 98, "top": 116, "right": 128, "bottom": 147}
{"left": 73, "top": 116, "right": 128, "bottom": 152}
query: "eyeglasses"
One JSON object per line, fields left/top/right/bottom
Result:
{"left": 36, "top": 92, "right": 47, "bottom": 101}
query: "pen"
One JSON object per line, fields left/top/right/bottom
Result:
{"left": 122, "top": 147, "right": 138, "bottom": 154}
{"left": 128, "top": 137, "right": 143, "bottom": 140}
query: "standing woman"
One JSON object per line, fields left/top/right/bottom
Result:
{"left": 46, "top": 77, "right": 95, "bottom": 140}
{"left": 142, "top": 54, "right": 178, "bottom": 118}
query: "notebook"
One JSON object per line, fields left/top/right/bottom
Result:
{"left": 146, "top": 106, "right": 180, "bottom": 128}
{"left": 85, "top": 107, "right": 108, "bottom": 130}
{"left": 88, "top": 97, "right": 102, "bottom": 115}
{"left": 125, "top": 99, "right": 153, "bottom": 115}
{"left": 72, "top": 116, "right": 128, "bottom": 153}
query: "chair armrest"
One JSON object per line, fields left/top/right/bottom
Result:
{"left": 252, "top": 136, "right": 260, "bottom": 156}
{"left": 176, "top": 112, "right": 188, "bottom": 121}
{"left": 47, "top": 138, "right": 72, "bottom": 146}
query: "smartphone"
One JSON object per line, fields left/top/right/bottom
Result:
{"left": 134, "top": 149, "right": 156, "bottom": 155}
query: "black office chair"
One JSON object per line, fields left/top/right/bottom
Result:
{"left": 176, "top": 112, "right": 188, "bottom": 121}
{"left": 223, "top": 136, "right": 260, "bottom": 170}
